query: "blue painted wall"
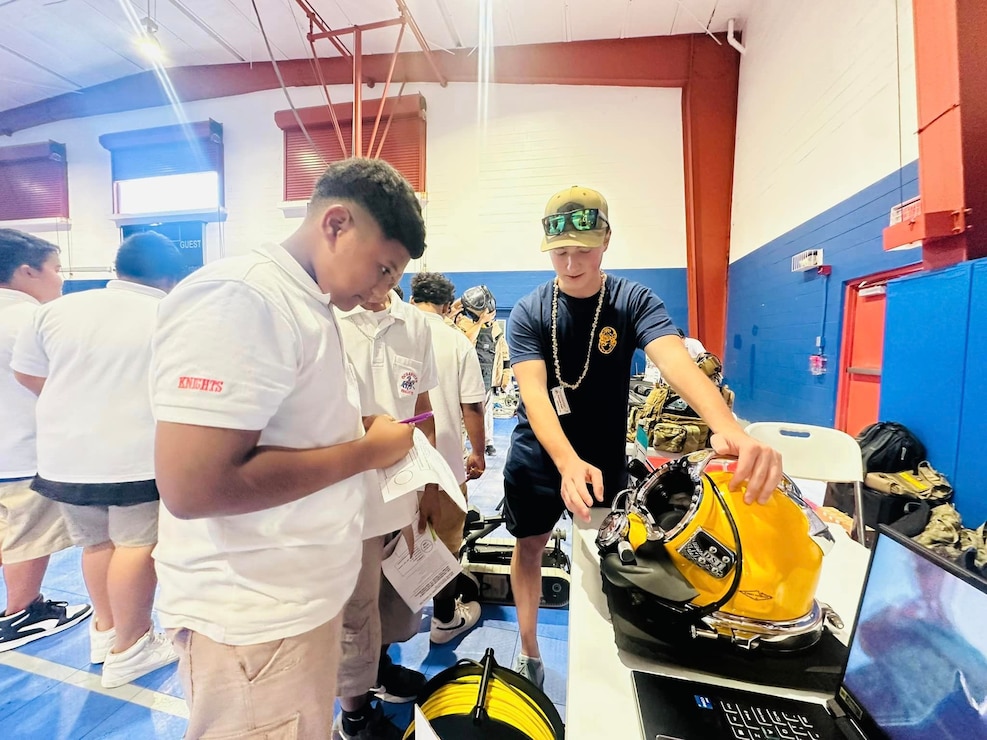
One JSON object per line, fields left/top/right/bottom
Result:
{"left": 881, "top": 259, "right": 987, "bottom": 527}
{"left": 399, "top": 267, "right": 689, "bottom": 374}
{"left": 725, "top": 162, "right": 922, "bottom": 426}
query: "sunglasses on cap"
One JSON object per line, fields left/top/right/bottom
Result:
{"left": 541, "top": 208, "right": 609, "bottom": 237}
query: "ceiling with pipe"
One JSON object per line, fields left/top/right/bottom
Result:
{"left": 0, "top": 0, "right": 749, "bottom": 115}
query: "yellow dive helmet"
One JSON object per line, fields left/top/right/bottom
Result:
{"left": 596, "top": 450, "right": 843, "bottom": 651}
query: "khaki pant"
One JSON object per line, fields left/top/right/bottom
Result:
{"left": 170, "top": 616, "right": 341, "bottom": 740}
{"left": 0, "top": 479, "right": 72, "bottom": 564}
{"left": 432, "top": 483, "right": 469, "bottom": 559}
{"left": 336, "top": 533, "right": 421, "bottom": 698}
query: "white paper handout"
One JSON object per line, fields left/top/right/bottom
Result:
{"left": 378, "top": 428, "right": 466, "bottom": 510}
{"left": 413, "top": 704, "right": 441, "bottom": 739}
{"left": 381, "top": 525, "right": 461, "bottom": 613}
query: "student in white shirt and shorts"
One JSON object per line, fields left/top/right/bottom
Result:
{"left": 12, "top": 232, "right": 186, "bottom": 688}
{"left": 0, "top": 229, "right": 90, "bottom": 652}
{"left": 150, "top": 159, "right": 425, "bottom": 740}
{"left": 409, "top": 272, "right": 488, "bottom": 644}
{"left": 334, "top": 287, "right": 439, "bottom": 739}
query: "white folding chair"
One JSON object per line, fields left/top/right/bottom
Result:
{"left": 745, "top": 421, "right": 867, "bottom": 544}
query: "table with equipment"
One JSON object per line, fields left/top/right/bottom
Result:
{"left": 565, "top": 508, "right": 870, "bottom": 739}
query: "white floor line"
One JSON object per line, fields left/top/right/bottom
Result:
{"left": 0, "top": 651, "right": 188, "bottom": 719}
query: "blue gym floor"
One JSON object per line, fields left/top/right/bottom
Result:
{"left": 0, "top": 416, "right": 571, "bottom": 738}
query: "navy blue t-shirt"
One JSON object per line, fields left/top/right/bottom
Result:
{"left": 504, "top": 274, "right": 676, "bottom": 500}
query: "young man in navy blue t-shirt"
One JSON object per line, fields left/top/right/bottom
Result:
{"left": 503, "top": 186, "right": 783, "bottom": 688}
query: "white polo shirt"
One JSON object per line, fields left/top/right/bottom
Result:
{"left": 421, "top": 312, "right": 486, "bottom": 484}
{"left": 10, "top": 280, "right": 164, "bottom": 483}
{"left": 336, "top": 293, "right": 438, "bottom": 538}
{"left": 151, "top": 244, "right": 370, "bottom": 645}
{"left": 0, "top": 289, "right": 40, "bottom": 479}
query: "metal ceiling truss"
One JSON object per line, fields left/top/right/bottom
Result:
{"left": 291, "top": 0, "right": 446, "bottom": 160}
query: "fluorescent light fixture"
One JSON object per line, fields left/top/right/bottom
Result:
{"left": 137, "top": 16, "right": 164, "bottom": 62}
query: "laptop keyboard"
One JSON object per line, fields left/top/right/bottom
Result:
{"left": 719, "top": 700, "right": 823, "bottom": 740}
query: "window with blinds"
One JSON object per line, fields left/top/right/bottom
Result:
{"left": 278, "top": 96, "right": 426, "bottom": 202}
{"left": 98, "top": 120, "right": 225, "bottom": 214}
{"left": 0, "top": 141, "right": 69, "bottom": 221}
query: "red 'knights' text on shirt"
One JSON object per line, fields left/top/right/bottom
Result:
{"left": 177, "top": 376, "right": 224, "bottom": 393}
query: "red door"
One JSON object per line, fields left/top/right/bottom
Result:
{"left": 836, "top": 265, "right": 921, "bottom": 436}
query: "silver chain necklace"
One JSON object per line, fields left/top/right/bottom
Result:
{"left": 551, "top": 271, "right": 606, "bottom": 391}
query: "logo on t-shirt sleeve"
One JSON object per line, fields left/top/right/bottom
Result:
{"left": 177, "top": 376, "right": 224, "bottom": 393}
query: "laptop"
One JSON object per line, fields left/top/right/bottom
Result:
{"left": 632, "top": 526, "right": 987, "bottom": 740}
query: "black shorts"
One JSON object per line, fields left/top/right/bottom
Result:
{"left": 502, "top": 474, "right": 568, "bottom": 539}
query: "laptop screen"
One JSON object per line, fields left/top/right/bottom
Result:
{"left": 841, "top": 529, "right": 987, "bottom": 739}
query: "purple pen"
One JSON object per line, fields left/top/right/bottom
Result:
{"left": 399, "top": 411, "right": 434, "bottom": 424}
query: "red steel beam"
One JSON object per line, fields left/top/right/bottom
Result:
{"left": 311, "top": 17, "right": 403, "bottom": 40}
{"left": 882, "top": 0, "right": 987, "bottom": 268}
{"left": 293, "top": 0, "right": 350, "bottom": 57}
{"left": 0, "top": 37, "right": 695, "bottom": 136}
{"left": 681, "top": 36, "right": 740, "bottom": 357}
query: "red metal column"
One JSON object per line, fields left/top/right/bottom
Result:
{"left": 353, "top": 28, "right": 363, "bottom": 157}
{"left": 681, "top": 36, "right": 741, "bottom": 358}
{"left": 882, "top": 0, "right": 987, "bottom": 268}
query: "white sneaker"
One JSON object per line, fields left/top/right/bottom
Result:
{"left": 100, "top": 629, "right": 178, "bottom": 688}
{"left": 514, "top": 654, "right": 545, "bottom": 690}
{"left": 430, "top": 598, "right": 481, "bottom": 644}
{"left": 89, "top": 619, "right": 116, "bottom": 664}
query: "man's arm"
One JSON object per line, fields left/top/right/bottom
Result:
{"left": 13, "top": 371, "right": 45, "bottom": 396}
{"left": 645, "top": 334, "right": 782, "bottom": 503}
{"left": 513, "top": 359, "right": 603, "bottom": 522}
{"left": 155, "top": 415, "right": 414, "bottom": 520}
{"left": 462, "top": 401, "right": 486, "bottom": 479}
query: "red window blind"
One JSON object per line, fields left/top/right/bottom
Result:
{"left": 279, "top": 96, "right": 426, "bottom": 202}
{"left": 0, "top": 141, "right": 69, "bottom": 221}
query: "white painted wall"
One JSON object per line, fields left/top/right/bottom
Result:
{"left": 3, "top": 82, "right": 686, "bottom": 276}
{"left": 730, "top": 0, "right": 918, "bottom": 260}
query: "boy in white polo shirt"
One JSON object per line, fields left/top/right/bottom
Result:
{"left": 12, "top": 232, "right": 186, "bottom": 687}
{"left": 150, "top": 158, "right": 424, "bottom": 740}
{"left": 410, "top": 272, "right": 487, "bottom": 644}
{"left": 0, "top": 229, "right": 91, "bottom": 651}
{"left": 334, "top": 287, "right": 438, "bottom": 739}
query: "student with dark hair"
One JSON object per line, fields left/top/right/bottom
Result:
{"left": 410, "top": 272, "right": 487, "bottom": 645}
{"left": 334, "top": 281, "right": 439, "bottom": 738}
{"left": 0, "top": 229, "right": 91, "bottom": 651}
{"left": 12, "top": 232, "right": 187, "bottom": 687}
{"left": 115, "top": 231, "right": 187, "bottom": 285}
{"left": 150, "top": 158, "right": 424, "bottom": 738}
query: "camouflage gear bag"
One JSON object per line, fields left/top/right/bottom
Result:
{"left": 630, "top": 352, "right": 735, "bottom": 454}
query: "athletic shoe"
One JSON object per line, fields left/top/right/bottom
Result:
{"left": 485, "top": 444, "right": 497, "bottom": 456}
{"left": 0, "top": 596, "right": 91, "bottom": 653}
{"left": 430, "top": 598, "right": 481, "bottom": 645}
{"left": 101, "top": 629, "right": 178, "bottom": 688}
{"left": 332, "top": 702, "right": 403, "bottom": 740}
{"left": 89, "top": 618, "right": 116, "bottom": 664}
{"left": 372, "top": 652, "right": 425, "bottom": 704}
{"left": 514, "top": 654, "right": 545, "bottom": 690}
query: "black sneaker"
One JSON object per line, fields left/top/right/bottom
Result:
{"left": 0, "top": 596, "right": 92, "bottom": 652}
{"left": 372, "top": 652, "right": 426, "bottom": 704}
{"left": 485, "top": 444, "right": 496, "bottom": 455}
{"left": 332, "top": 702, "right": 404, "bottom": 740}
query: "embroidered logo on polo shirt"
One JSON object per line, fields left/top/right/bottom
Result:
{"left": 178, "top": 376, "right": 224, "bottom": 393}
{"left": 598, "top": 326, "right": 617, "bottom": 355}
{"left": 399, "top": 370, "right": 419, "bottom": 396}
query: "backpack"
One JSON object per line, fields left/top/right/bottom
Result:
{"left": 631, "top": 352, "right": 735, "bottom": 454}
{"left": 856, "top": 421, "right": 926, "bottom": 473}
